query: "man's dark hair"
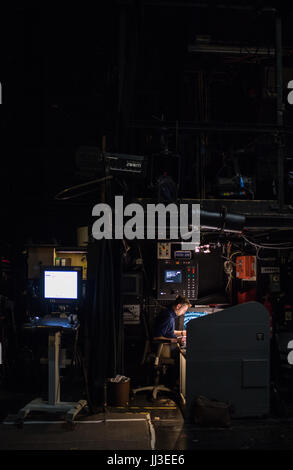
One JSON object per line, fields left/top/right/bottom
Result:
{"left": 171, "top": 295, "right": 191, "bottom": 307}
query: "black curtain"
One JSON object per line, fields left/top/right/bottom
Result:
{"left": 85, "top": 238, "right": 124, "bottom": 407}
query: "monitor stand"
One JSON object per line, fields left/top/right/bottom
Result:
{"left": 16, "top": 329, "right": 87, "bottom": 426}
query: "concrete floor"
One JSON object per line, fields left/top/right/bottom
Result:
{"left": 132, "top": 392, "right": 293, "bottom": 451}
{"left": 1, "top": 385, "right": 293, "bottom": 452}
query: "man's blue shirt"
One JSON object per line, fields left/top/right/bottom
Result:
{"left": 153, "top": 307, "right": 177, "bottom": 338}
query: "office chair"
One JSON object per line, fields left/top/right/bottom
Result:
{"left": 131, "top": 312, "right": 176, "bottom": 401}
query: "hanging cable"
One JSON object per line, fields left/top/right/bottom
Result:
{"left": 242, "top": 234, "right": 293, "bottom": 250}
{"left": 54, "top": 175, "right": 113, "bottom": 201}
{"left": 222, "top": 245, "right": 243, "bottom": 295}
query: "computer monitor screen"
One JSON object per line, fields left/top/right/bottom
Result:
{"left": 44, "top": 270, "right": 78, "bottom": 300}
{"left": 184, "top": 311, "right": 209, "bottom": 329}
{"left": 165, "top": 270, "right": 182, "bottom": 283}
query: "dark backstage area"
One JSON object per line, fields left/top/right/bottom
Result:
{"left": 3, "top": 0, "right": 293, "bottom": 458}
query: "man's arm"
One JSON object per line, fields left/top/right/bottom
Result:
{"left": 152, "top": 336, "right": 178, "bottom": 343}
{"left": 174, "top": 329, "right": 186, "bottom": 337}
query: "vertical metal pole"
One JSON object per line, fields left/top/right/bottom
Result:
{"left": 48, "top": 331, "right": 61, "bottom": 405}
{"left": 276, "top": 13, "right": 284, "bottom": 210}
{"left": 116, "top": 7, "right": 126, "bottom": 151}
{"left": 117, "top": 8, "right": 126, "bottom": 116}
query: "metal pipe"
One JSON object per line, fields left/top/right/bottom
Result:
{"left": 129, "top": 120, "right": 290, "bottom": 134}
{"left": 276, "top": 12, "right": 285, "bottom": 211}
{"left": 199, "top": 209, "right": 246, "bottom": 233}
{"left": 198, "top": 209, "right": 293, "bottom": 232}
{"left": 188, "top": 45, "right": 276, "bottom": 55}
{"left": 119, "top": 1, "right": 276, "bottom": 12}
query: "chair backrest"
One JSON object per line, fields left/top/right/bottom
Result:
{"left": 140, "top": 308, "right": 175, "bottom": 367}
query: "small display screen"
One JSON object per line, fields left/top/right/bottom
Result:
{"left": 44, "top": 270, "right": 78, "bottom": 299}
{"left": 165, "top": 270, "right": 182, "bottom": 283}
{"left": 174, "top": 250, "right": 192, "bottom": 260}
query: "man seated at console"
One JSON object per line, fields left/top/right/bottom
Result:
{"left": 151, "top": 295, "right": 191, "bottom": 389}
{"left": 153, "top": 295, "right": 191, "bottom": 345}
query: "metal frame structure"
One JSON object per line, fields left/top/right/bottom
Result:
{"left": 16, "top": 329, "right": 87, "bottom": 426}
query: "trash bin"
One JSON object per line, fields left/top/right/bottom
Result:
{"left": 107, "top": 375, "right": 131, "bottom": 406}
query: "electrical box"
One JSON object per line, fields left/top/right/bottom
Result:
{"left": 27, "top": 246, "right": 55, "bottom": 279}
{"left": 123, "top": 304, "right": 140, "bottom": 324}
{"left": 269, "top": 273, "right": 281, "bottom": 293}
{"left": 157, "top": 242, "right": 171, "bottom": 260}
{"left": 236, "top": 256, "right": 256, "bottom": 280}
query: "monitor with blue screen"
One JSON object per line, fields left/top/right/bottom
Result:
{"left": 184, "top": 311, "right": 209, "bottom": 329}
{"left": 164, "top": 270, "right": 182, "bottom": 283}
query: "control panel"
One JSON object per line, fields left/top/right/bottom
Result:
{"left": 157, "top": 258, "right": 199, "bottom": 301}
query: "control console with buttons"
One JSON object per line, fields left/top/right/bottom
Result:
{"left": 157, "top": 258, "right": 199, "bottom": 301}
